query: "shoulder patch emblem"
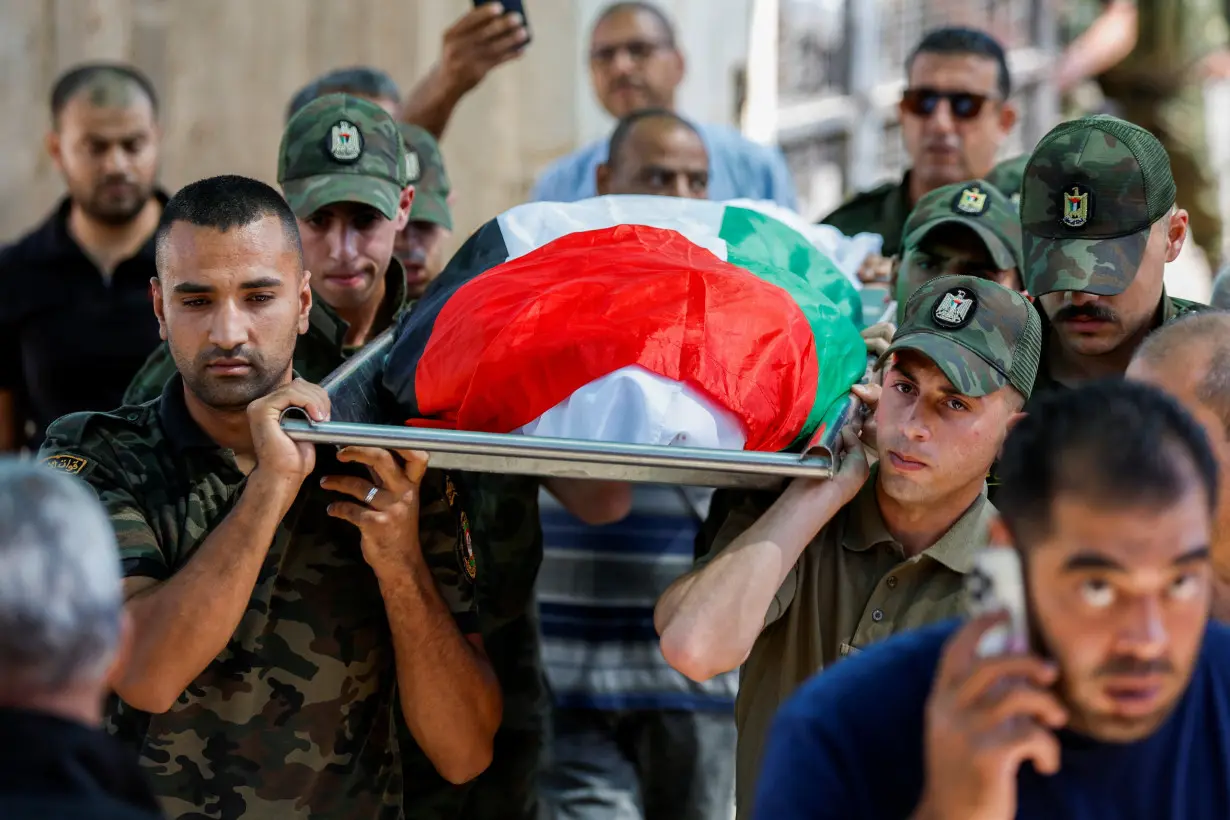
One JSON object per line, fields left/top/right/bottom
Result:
{"left": 954, "top": 185, "right": 988, "bottom": 216}
{"left": 42, "top": 454, "right": 88, "bottom": 475}
{"left": 933, "top": 288, "right": 978, "bottom": 329}
{"left": 1061, "top": 185, "right": 1090, "bottom": 228}
{"left": 328, "top": 120, "right": 363, "bottom": 162}
{"left": 444, "top": 476, "right": 476, "bottom": 582}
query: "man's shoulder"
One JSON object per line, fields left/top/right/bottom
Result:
{"left": 821, "top": 179, "right": 905, "bottom": 227}
{"left": 1169, "top": 296, "right": 1214, "bottom": 319}
{"left": 39, "top": 403, "right": 165, "bottom": 479}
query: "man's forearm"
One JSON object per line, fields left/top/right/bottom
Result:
{"left": 401, "top": 65, "right": 462, "bottom": 140}
{"left": 1055, "top": 0, "right": 1138, "bottom": 91}
{"left": 376, "top": 556, "right": 502, "bottom": 784}
{"left": 655, "top": 479, "right": 850, "bottom": 682}
{"left": 116, "top": 471, "right": 297, "bottom": 712}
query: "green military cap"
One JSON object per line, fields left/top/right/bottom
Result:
{"left": 1021, "top": 114, "right": 1176, "bottom": 297}
{"left": 879, "top": 274, "right": 1042, "bottom": 399}
{"left": 901, "top": 179, "right": 1023, "bottom": 272}
{"left": 399, "top": 123, "right": 453, "bottom": 232}
{"left": 985, "top": 155, "right": 1028, "bottom": 208}
{"left": 277, "top": 93, "right": 408, "bottom": 220}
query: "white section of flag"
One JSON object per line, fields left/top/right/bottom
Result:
{"left": 513, "top": 365, "right": 747, "bottom": 450}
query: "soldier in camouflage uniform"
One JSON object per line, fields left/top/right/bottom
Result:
{"left": 892, "top": 178, "right": 1025, "bottom": 325}
{"left": 395, "top": 124, "right": 454, "bottom": 300}
{"left": 37, "top": 175, "right": 501, "bottom": 820}
{"left": 823, "top": 28, "right": 1019, "bottom": 259}
{"left": 123, "top": 93, "right": 414, "bottom": 405}
{"left": 1056, "top": 0, "right": 1229, "bottom": 267}
{"left": 656, "top": 275, "right": 1040, "bottom": 819}
{"left": 1019, "top": 114, "right": 1210, "bottom": 407}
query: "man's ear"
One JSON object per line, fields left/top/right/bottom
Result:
{"left": 394, "top": 186, "right": 414, "bottom": 232}
{"left": 997, "top": 409, "right": 1027, "bottom": 460}
{"left": 997, "top": 101, "right": 1019, "bottom": 134}
{"left": 1166, "top": 208, "right": 1190, "bottom": 263}
{"left": 298, "top": 270, "right": 313, "bottom": 335}
{"left": 150, "top": 277, "right": 168, "bottom": 342}
{"left": 45, "top": 130, "right": 64, "bottom": 174}
{"left": 596, "top": 163, "right": 612, "bottom": 196}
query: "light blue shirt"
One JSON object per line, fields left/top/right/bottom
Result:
{"left": 530, "top": 121, "right": 799, "bottom": 209}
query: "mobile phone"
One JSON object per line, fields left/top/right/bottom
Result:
{"left": 964, "top": 546, "right": 1030, "bottom": 658}
{"left": 475, "top": 0, "right": 531, "bottom": 49}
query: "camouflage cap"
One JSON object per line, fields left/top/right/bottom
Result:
{"left": 902, "top": 179, "right": 1022, "bottom": 272}
{"left": 1021, "top": 115, "right": 1176, "bottom": 297}
{"left": 399, "top": 123, "right": 453, "bottom": 231}
{"left": 277, "top": 93, "right": 408, "bottom": 220}
{"left": 879, "top": 274, "right": 1041, "bottom": 399}
{"left": 985, "top": 154, "right": 1028, "bottom": 208}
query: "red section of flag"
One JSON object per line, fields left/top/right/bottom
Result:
{"left": 412, "top": 225, "right": 818, "bottom": 452}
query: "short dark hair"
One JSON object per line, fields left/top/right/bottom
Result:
{"left": 1135, "top": 310, "right": 1230, "bottom": 438}
{"left": 606, "top": 108, "right": 700, "bottom": 166}
{"left": 907, "top": 27, "right": 1011, "bottom": 99}
{"left": 50, "top": 62, "right": 159, "bottom": 125}
{"left": 996, "top": 380, "right": 1218, "bottom": 548}
{"left": 285, "top": 66, "right": 401, "bottom": 123}
{"left": 154, "top": 175, "right": 303, "bottom": 275}
{"left": 594, "top": 2, "right": 677, "bottom": 48}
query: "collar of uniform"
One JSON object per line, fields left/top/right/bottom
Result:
{"left": 842, "top": 466, "right": 992, "bottom": 574}
{"left": 157, "top": 373, "right": 220, "bottom": 453}
{"left": 27, "top": 190, "right": 171, "bottom": 267}
{"left": 881, "top": 172, "right": 914, "bottom": 255}
{"left": 307, "top": 257, "right": 409, "bottom": 349}
{"left": 157, "top": 371, "right": 305, "bottom": 455}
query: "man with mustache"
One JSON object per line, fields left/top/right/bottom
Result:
{"left": 656, "top": 275, "right": 1039, "bottom": 818}
{"left": 0, "top": 63, "right": 166, "bottom": 452}
{"left": 1128, "top": 312, "right": 1230, "bottom": 622}
{"left": 1019, "top": 114, "right": 1209, "bottom": 408}
{"left": 824, "top": 27, "right": 1021, "bottom": 280}
{"left": 754, "top": 379, "right": 1230, "bottom": 820}
{"left": 530, "top": 1, "right": 796, "bottom": 207}
{"left": 123, "top": 93, "right": 415, "bottom": 404}
{"left": 37, "top": 175, "right": 501, "bottom": 819}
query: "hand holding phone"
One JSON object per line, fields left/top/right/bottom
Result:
{"left": 441, "top": 3, "right": 530, "bottom": 96}
{"left": 913, "top": 549, "right": 1068, "bottom": 820}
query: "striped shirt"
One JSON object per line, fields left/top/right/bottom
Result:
{"left": 537, "top": 484, "right": 739, "bottom": 712}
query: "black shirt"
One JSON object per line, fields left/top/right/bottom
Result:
{"left": 0, "top": 195, "right": 166, "bottom": 448}
{"left": 0, "top": 707, "right": 163, "bottom": 819}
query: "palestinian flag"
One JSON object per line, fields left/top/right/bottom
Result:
{"left": 383, "top": 196, "right": 867, "bottom": 453}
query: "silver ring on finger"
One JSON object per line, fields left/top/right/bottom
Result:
{"left": 363, "top": 486, "right": 379, "bottom": 506}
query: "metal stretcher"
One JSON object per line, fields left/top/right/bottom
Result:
{"left": 279, "top": 331, "right": 858, "bottom": 489}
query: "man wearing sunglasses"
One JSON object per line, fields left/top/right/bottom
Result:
{"left": 823, "top": 28, "right": 1020, "bottom": 264}
{"left": 530, "top": 2, "right": 797, "bottom": 208}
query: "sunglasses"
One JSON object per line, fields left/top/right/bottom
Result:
{"left": 901, "top": 88, "right": 995, "bottom": 120}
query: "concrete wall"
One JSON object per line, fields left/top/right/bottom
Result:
{"left": 0, "top": 0, "right": 751, "bottom": 251}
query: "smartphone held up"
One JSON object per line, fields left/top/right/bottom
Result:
{"left": 475, "top": 0, "right": 531, "bottom": 49}
{"left": 964, "top": 545, "right": 1030, "bottom": 659}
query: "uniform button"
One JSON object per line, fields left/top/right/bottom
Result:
{"left": 886, "top": 576, "right": 898, "bottom": 589}
{"left": 871, "top": 609, "right": 884, "bottom": 622}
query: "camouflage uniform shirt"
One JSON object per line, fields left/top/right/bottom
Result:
{"left": 38, "top": 374, "right": 478, "bottom": 820}
{"left": 707, "top": 471, "right": 995, "bottom": 820}
{"left": 123, "top": 259, "right": 410, "bottom": 406}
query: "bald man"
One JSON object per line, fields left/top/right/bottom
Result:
{"left": 1128, "top": 311, "right": 1230, "bottom": 619}
{"left": 596, "top": 108, "right": 709, "bottom": 199}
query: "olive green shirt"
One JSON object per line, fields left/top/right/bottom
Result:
{"left": 1103, "top": 0, "right": 1230, "bottom": 90}
{"left": 122, "top": 259, "right": 410, "bottom": 406}
{"left": 37, "top": 374, "right": 478, "bottom": 820}
{"left": 820, "top": 175, "right": 913, "bottom": 257}
{"left": 706, "top": 474, "right": 995, "bottom": 820}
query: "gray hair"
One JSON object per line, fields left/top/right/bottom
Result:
{"left": 0, "top": 459, "right": 122, "bottom": 692}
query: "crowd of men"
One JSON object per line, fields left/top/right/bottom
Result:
{"left": 4, "top": 1, "right": 1230, "bottom": 819}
